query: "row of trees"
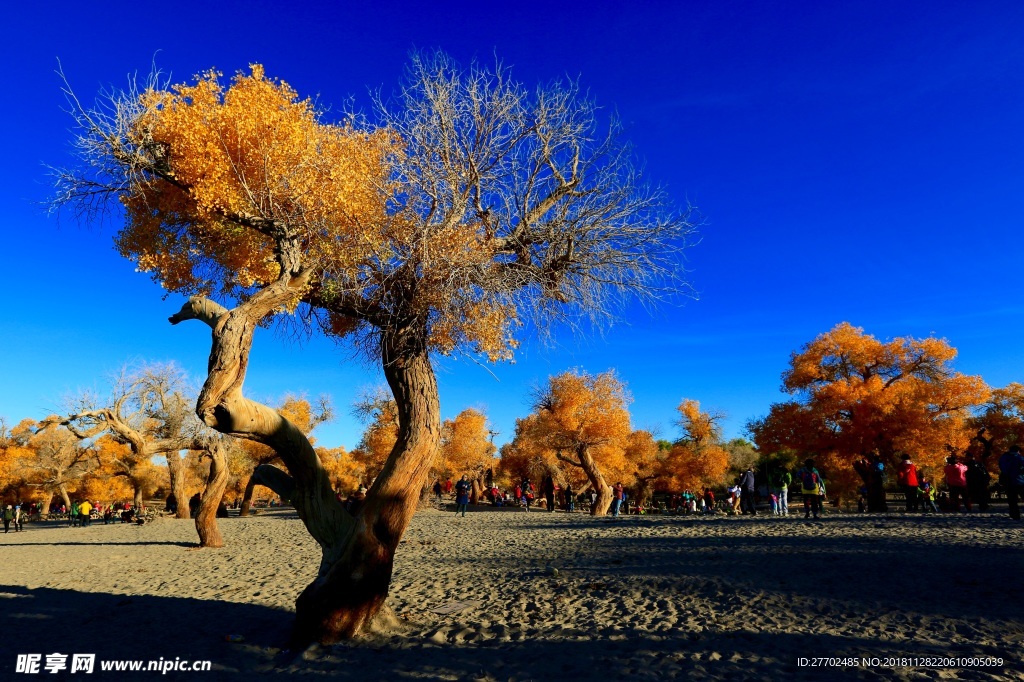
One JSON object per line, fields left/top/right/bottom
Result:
{"left": 749, "top": 323, "right": 1024, "bottom": 501}
{"left": 0, "top": 363, "right": 345, "bottom": 548}
{"left": 497, "top": 370, "right": 736, "bottom": 515}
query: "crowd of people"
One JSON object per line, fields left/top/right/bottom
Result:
{"left": 421, "top": 444, "right": 1024, "bottom": 523}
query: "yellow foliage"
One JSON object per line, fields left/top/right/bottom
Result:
{"left": 118, "top": 65, "right": 395, "bottom": 298}
{"left": 752, "top": 323, "right": 991, "bottom": 491}
{"left": 317, "top": 446, "right": 363, "bottom": 494}
{"left": 438, "top": 409, "right": 496, "bottom": 479}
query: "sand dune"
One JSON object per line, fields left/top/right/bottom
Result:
{"left": 2, "top": 507, "right": 1021, "bottom": 680}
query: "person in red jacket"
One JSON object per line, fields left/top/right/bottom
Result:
{"left": 896, "top": 455, "right": 920, "bottom": 512}
{"left": 943, "top": 455, "right": 971, "bottom": 512}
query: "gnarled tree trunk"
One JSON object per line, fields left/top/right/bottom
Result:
{"left": 166, "top": 450, "right": 191, "bottom": 519}
{"left": 40, "top": 491, "right": 54, "bottom": 516}
{"left": 171, "top": 281, "right": 440, "bottom": 645}
{"left": 195, "top": 440, "right": 229, "bottom": 547}
{"left": 578, "top": 446, "right": 613, "bottom": 516}
{"left": 239, "top": 474, "right": 257, "bottom": 517}
{"left": 291, "top": 331, "right": 440, "bottom": 644}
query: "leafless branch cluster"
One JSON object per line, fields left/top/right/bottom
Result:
{"left": 369, "top": 51, "right": 699, "bottom": 343}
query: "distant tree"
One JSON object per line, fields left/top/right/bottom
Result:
{"left": 316, "top": 446, "right": 364, "bottom": 496}
{"left": 972, "top": 383, "right": 1024, "bottom": 459}
{"left": 625, "top": 429, "right": 661, "bottom": 505}
{"left": 661, "top": 399, "right": 730, "bottom": 492}
{"left": 55, "top": 53, "right": 694, "bottom": 642}
{"left": 513, "top": 370, "right": 634, "bottom": 516}
{"left": 349, "top": 390, "right": 399, "bottom": 487}
{"left": 438, "top": 408, "right": 497, "bottom": 502}
{"left": 749, "top": 323, "right": 990, "bottom": 498}
{"left": 62, "top": 363, "right": 203, "bottom": 511}
{"left": 724, "top": 438, "right": 759, "bottom": 474}
{"left": 11, "top": 419, "right": 95, "bottom": 513}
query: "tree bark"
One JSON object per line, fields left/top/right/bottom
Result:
{"left": 195, "top": 440, "right": 229, "bottom": 547}
{"left": 132, "top": 481, "right": 144, "bottom": 511}
{"left": 578, "top": 446, "right": 613, "bottom": 516}
{"left": 58, "top": 483, "right": 71, "bottom": 511}
{"left": 40, "top": 491, "right": 54, "bottom": 516}
{"left": 239, "top": 474, "right": 257, "bottom": 517}
{"left": 170, "top": 265, "right": 440, "bottom": 643}
{"left": 166, "top": 450, "right": 191, "bottom": 519}
{"left": 290, "top": 330, "right": 440, "bottom": 645}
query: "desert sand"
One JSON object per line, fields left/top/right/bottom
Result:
{"left": 1, "top": 506, "right": 1021, "bottom": 681}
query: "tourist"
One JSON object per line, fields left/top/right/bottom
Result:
{"left": 611, "top": 482, "right": 624, "bottom": 516}
{"left": 432, "top": 480, "right": 443, "bottom": 503}
{"left": 919, "top": 475, "right": 939, "bottom": 513}
{"left": 454, "top": 475, "right": 471, "bottom": 518}
{"left": 772, "top": 468, "right": 791, "bottom": 516}
{"left": 543, "top": 475, "right": 556, "bottom": 512}
{"left": 998, "top": 445, "right": 1024, "bottom": 521}
{"left": 564, "top": 482, "right": 574, "bottom": 512}
{"left": 795, "top": 459, "right": 824, "bottom": 520}
{"left": 521, "top": 478, "right": 534, "bottom": 511}
{"left": 896, "top": 455, "right": 919, "bottom": 512}
{"left": 79, "top": 499, "right": 93, "bottom": 527}
{"left": 966, "top": 455, "right": 990, "bottom": 512}
{"left": 943, "top": 455, "right": 971, "bottom": 512}
{"left": 739, "top": 467, "right": 756, "bottom": 515}
{"left": 2, "top": 505, "right": 12, "bottom": 533}
{"left": 70, "top": 500, "right": 80, "bottom": 527}
{"left": 769, "top": 492, "right": 779, "bottom": 515}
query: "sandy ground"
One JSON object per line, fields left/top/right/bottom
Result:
{"left": 1, "top": 506, "right": 1022, "bottom": 681}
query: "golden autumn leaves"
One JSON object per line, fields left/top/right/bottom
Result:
{"left": 750, "top": 322, "right": 1014, "bottom": 498}
{"left": 115, "top": 65, "right": 519, "bottom": 362}
{"left": 498, "top": 371, "right": 730, "bottom": 499}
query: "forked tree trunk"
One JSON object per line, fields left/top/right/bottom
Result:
{"left": 470, "top": 479, "right": 484, "bottom": 504}
{"left": 170, "top": 281, "right": 440, "bottom": 645}
{"left": 239, "top": 474, "right": 257, "bottom": 517}
{"left": 195, "top": 441, "right": 229, "bottom": 547}
{"left": 166, "top": 450, "right": 191, "bottom": 519}
{"left": 578, "top": 446, "right": 613, "bottom": 516}
{"left": 58, "top": 484, "right": 72, "bottom": 511}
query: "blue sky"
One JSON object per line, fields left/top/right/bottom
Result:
{"left": 2, "top": 1, "right": 1022, "bottom": 449}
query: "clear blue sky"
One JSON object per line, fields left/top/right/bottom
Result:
{"left": 2, "top": 1, "right": 1022, "bottom": 450}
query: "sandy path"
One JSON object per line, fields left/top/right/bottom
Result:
{"left": 1, "top": 508, "right": 1021, "bottom": 680}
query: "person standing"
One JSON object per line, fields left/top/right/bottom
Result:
{"left": 944, "top": 455, "right": 971, "bottom": 512}
{"left": 14, "top": 504, "right": 23, "bottom": 531}
{"left": 432, "top": 479, "right": 443, "bottom": 503}
{"left": 542, "top": 475, "right": 555, "bottom": 512}
{"left": 521, "top": 478, "right": 534, "bottom": 511}
{"left": 70, "top": 500, "right": 80, "bottom": 527}
{"left": 564, "top": 482, "right": 574, "bottom": 512}
{"left": 2, "top": 505, "right": 12, "bottom": 533}
{"left": 739, "top": 467, "right": 757, "bottom": 515}
{"left": 998, "top": 445, "right": 1024, "bottom": 521}
{"left": 773, "top": 469, "right": 791, "bottom": 516}
{"left": 896, "top": 455, "right": 920, "bottom": 513}
{"left": 918, "top": 476, "right": 939, "bottom": 513}
{"left": 966, "top": 456, "right": 991, "bottom": 512}
{"left": 796, "top": 459, "right": 824, "bottom": 520}
{"left": 454, "top": 475, "right": 471, "bottom": 518}
{"left": 79, "top": 500, "right": 93, "bottom": 527}
{"left": 611, "top": 482, "right": 624, "bottom": 516}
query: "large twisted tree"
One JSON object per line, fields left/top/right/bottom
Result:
{"left": 55, "top": 53, "right": 694, "bottom": 644}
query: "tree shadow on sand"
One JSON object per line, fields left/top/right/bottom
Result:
{"left": 1, "top": 582, "right": 1017, "bottom": 681}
